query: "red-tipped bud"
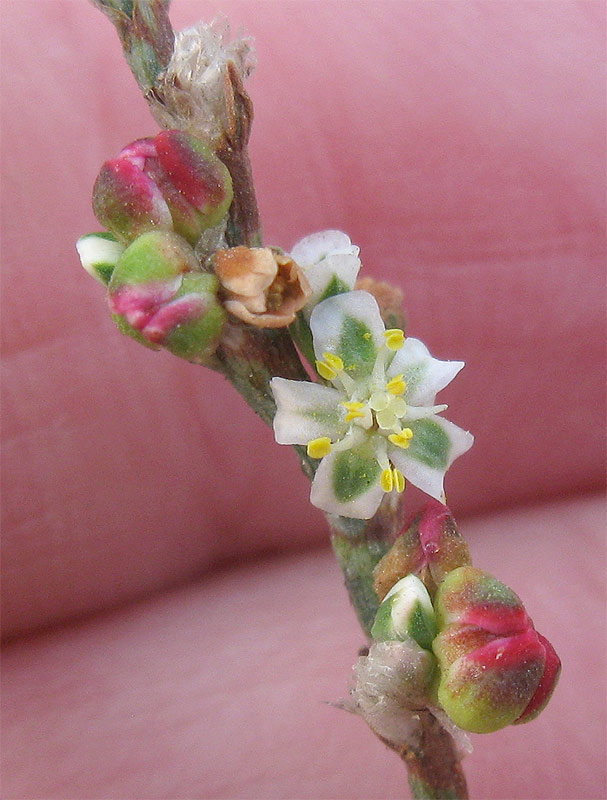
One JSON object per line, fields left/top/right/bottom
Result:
{"left": 108, "top": 230, "right": 226, "bottom": 363}
{"left": 374, "top": 501, "right": 471, "bottom": 601}
{"left": 93, "top": 131, "right": 233, "bottom": 246}
{"left": 433, "top": 566, "right": 561, "bottom": 733}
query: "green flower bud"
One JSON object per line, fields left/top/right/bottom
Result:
{"left": 371, "top": 574, "right": 438, "bottom": 651}
{"left": 108, "top": 230, "right": 226, "bottom": 363}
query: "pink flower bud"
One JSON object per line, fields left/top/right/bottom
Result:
{"left": 108, "top": 230, "right": 226, "bottom": 363}
{"left": 374, "top": 501, "right": 471, "bottom": 601}
{"left": 93, "top": 131, "right": 233, "bottom": 246}
{"left": 433, "top": 566, "right": 561, "bottom": 733}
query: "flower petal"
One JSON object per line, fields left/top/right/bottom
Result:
{"left": 387, "top": 338, "right": 464, "bottom": 407}
{"left": 290, "top": 230, "right": 359, "bottom": 266}
{"left": 310, "top": 291, "right": 385, "bottom": 381}
{"left": 303, "top": 253, "right": 361, "bottom": 306}
{"left": 389, "top": 416, "right": 474, "bottom": 502}
{"left": 271, "top": 377, "right": 346, "bottom": 444}
{"left": 310, "top": 442, "right": 384, "bottom": 519}
{"left": 290, "top": 231, "right": 361, "bottom": 313}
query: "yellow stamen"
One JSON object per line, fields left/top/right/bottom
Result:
{"left": 342, "top": 400, "right": 366, "bottom": 422}
{"left": 307, "top": 437, "right": 332, "bottom": 459}
{"left": 393, "top": 468, "right": 405, "bottom": 493}
{"left": 316, "top": 360, "right": 337, "bottom": 381}
{"left": 322, "top": 352, "right": 344, "bottom": 371}
{"left": 380, "top": 468, "right": 394, "bottom": 492}
{"left": 386, "top": 374, "right": 406, "bottom": 396}
{"left": 384, "top": 329, "right": 405, "bottom": 351}
{"left": 389, "top": 428, "right": 414, "bottom": 449}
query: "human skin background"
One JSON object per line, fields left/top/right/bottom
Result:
{"left": 1, "top": 1, "right": 605, "bottom": 798}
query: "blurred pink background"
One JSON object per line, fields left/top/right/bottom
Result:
{"left": 1, "top": 1, "right": 605, "bottom": 799}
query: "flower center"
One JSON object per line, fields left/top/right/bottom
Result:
{"left": 307, "top": 328, "right": 415, "bottom": 495}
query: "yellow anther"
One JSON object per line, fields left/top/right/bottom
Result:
{"left": 380, "top": 468, "right": 394, "bottom": 492}
{"left": 393, "top": 468, "right": 405, "bottom": 493}
{"left": 342, "top": 400, "right": 366, "bottom": 422}
{"left": 322, "top": 352, "right": 344, "bottom": 372}
{"left": 384, "top": 329, "right": 406, "bottom": 351}
{"left": 307, "top": 437, "right": 332, "bottom": 459}
{"left": 363, "top": 332, "right": 371, "bottom": 340}
{"left": 386, "top": 374, "right": 406, "bottom": 396}
{"left": 316, "top": 360, "right": 337, "bottom": 381}
{"left": 389, "top": 428, "right": 414, "bottom": 449}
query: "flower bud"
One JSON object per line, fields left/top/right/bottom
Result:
{"left": 108, "top": 230, "right": 226, "bottom": 362}
{"left": 93, "top": 130, "right": 233, "bottom": 246}
{"left": 432, "top": 566, "right": 561, "bottom": 734}
{"left": 371, "top": 574, "right": 437, "bottom": 651}
{"left": 213, "top": 246, "right": 311, "bottom": 328}
{"left": 76, "top": 232, "right": 125, "bottom": 285}
{"left": 374, "top": 502, "right": 471, "bottom": 601}
{"left": 289, "top": 230, "right": 361, "bottom": 318}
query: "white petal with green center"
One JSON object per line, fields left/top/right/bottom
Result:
{"left": 76, "top": 233, "right": 125, "bottom": 285}
{"left": 291, "top": 230, "right": 360, "bottom": 310}
{"left": 302, "top": 253, "right": 361, "bottom": 308}
{"left": 387, "top": 337, "right": 464, "bottom": 407}
{"left": 310, "top": 441, "right": 384, "bottom": 519}
{"left": 310, "top": 291, "right": 385, "bottom": 381}
{"left": 388, "top": 416, "right": 474, "bottom": 502}
{"left": 271, "top": 377, "right": 346, "bottom": 444}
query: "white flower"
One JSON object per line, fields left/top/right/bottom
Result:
{"left": 271, "top": 291, "right": 473, "bottom": 519}
{"left": 290, "top": 230, "right": 361, "bottom": 317}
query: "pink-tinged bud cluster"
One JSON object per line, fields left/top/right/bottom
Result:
{"left": 432, "top": 566, "right": 560, "bottom": 733}
{"left": 93, "top": 130, "right": 233, "bottom": 246}
{"left": 108, "top": 230, "right": 226, "bottom": 363}
{"left": 374, "top": 501, "right": 471, "bottom": 601}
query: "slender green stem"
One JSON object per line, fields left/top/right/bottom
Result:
{"left": 92, "top": 3, "right": 468, "bottom": 796}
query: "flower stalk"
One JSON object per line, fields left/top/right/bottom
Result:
{"left": 83, "top": 4, "right": 558, "bottom": 799}
{"left": 87, "top": 4, "right": 469, "bottom": 796}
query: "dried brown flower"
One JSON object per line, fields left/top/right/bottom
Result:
{"left": 214, "top": 246, "right": 311, "bottom": 328}
{"left": 355, "top": 276, "right": 406, "bottom": 332}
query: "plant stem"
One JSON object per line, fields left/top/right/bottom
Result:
{"left": 92, "top": 3, "right": 469, "bottom": 796}
{"left": 389, "top": 712, "right": 469, "bottom": 800}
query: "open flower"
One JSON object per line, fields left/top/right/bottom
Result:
{"left": 271, "top": 291, "right": 473, "bottom": 519}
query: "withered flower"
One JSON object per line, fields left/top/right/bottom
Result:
{"left": 214, "top": 246, "right": 311, "bottom": 328}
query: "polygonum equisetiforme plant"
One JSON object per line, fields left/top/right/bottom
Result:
{"left": 78, "top": 4, "right": 560, "bottom": 798}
